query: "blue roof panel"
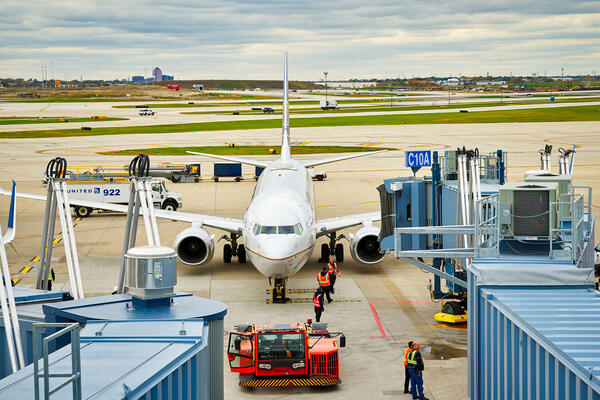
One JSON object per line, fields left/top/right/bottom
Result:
{"left": 483, "top": 286, "right": 600, "bottom": 390}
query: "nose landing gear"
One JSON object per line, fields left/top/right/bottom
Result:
{"left": 271, "top": 277, "right": 288, "bottom": 303}
{"left": 318, "top": 232, "right": 347, "bottom": 263}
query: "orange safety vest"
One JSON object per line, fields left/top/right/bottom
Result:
{"left": 328, "top": 262, "right": 338, "bottom": 275}
{"left": 404, "top": 347, "right": 412, "bottom": 366}
{"left": 313, "top": 294, "right": 322, "bottom": 308}
{"left": 317, "top": 272, "right": 330, "bottom": 287}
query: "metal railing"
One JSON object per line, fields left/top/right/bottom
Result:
{"left": 441, "top": 152, "right": 507, "bottom": 185}
{"left": 549, "top": 192, "right": 586, "bottom": 263}
{"left": 33, "top": 322, "right": 82, "bottom": 400}
{"left": 393, "top": 194, "right": 500, "bottom": 259}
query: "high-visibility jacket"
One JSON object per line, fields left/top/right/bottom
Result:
{"left": 404, "top": 347, "right": 412, "bottom": 366}
{"left": 45, "top": 268, "right": 55, "bottom": 281}
{"left": 328, "top": 262, "right": 338, "bottom": 275}
{"left": 313, "top": 293, "right": 323, "bottom": 308}
{"left": 407, "top": 350, "right": 417, "bottom": 368}
{"left": 317, "top": 272, "right": 330, "bottom": 287}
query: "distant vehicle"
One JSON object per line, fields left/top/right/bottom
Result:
{"left": 308, "top": 168, "right": 327, "bottom": 181}
{"left": 262, "top": 107, "right": 274, "bottom": 113}
{"left": 139, "top": 109, "right": 155, "bottom": 116}
{"left": 320, "top": 99, "right": 339, "bottom": 110}
{"left": 64, "top": 179, "right": 182, "bottom": 217}
{"left": 595, "top": 243, "right": 600, "bottom": 275}
{"left": 167, "top": 84, "right": 181, "bottom": 90}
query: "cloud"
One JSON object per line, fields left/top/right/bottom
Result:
{"left": 0, "top": 0, "right": 598, "bottom": 79}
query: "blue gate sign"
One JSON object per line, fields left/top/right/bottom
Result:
{"left": 405, "top": 151, "right": 432, "bottom": 168}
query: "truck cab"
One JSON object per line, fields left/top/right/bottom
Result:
{"left": 227, "top": 322, "right": 344, "bottom": 387}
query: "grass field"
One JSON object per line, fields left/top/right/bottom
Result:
{"left": 0, "top": 117, "right": 127, "bottom": 125}
{"left": 101, "top": 145, "right": 393, "bottom": 156}
{"left": 2, "top": 104, "right": 599, "bottom": 139}
{"left": 182, "top": 97, "right": 600, "bottom": 116}
{"left": 113, "top": 100, "right": 319, "bottom": 108}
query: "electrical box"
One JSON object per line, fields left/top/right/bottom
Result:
{"left": 498, "top": 182, "right": 558, "bottom": 239}
{"left": 524, "top": 172, "right": 572, "bottom": 219}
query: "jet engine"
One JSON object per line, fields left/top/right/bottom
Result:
{"left": 349, "top": 225, "right": 385, "bottom": 264}
{"left": 173, "top": 227, "right": 214, "bottom": 265}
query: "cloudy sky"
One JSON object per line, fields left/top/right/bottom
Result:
{"left": 1, "top": 0, "right": 599, "bottom": 80}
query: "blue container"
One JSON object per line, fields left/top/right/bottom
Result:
{"left": 0, "top": 288, "right": 69, "bottom": 379}
{"left": 213, "top": 163, "right": 241, "bottom": 178}
{"left": 468, "top": 254, "right": 600, "bottom": 399}
{"left": 188, "top": 163, "right": 201, "bottom": 176}
{"left": 255, "top": 166, "right": 265, "bottom": 177}
{"left": 0, "top": 319, "right": 211, "bottom": 399}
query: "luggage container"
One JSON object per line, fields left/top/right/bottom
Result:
{"left": 213, "top": 163, "right": 242, "bottom": 182}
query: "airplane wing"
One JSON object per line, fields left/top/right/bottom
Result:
{"left": 2, "top": 181, "right": 16, "bottom": 244}
{"left": 302, "top": 150, "right": 387, "bottom": 168}
{"left": 0, "top": 184, "right": 243, "bottom": 234}
{"left": 316, "top": 211, "right": 380, "bottom": 237}
{"left": 186, "top": 151, "right": 269, "bottom": 168}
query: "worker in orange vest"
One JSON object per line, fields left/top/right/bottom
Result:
{"left": 313, "top": 287, "right": 325, "bottom": 322}
{"left": 404, "top": 340, "right": 414, "bottom": 394}
{"left": 327, "top": 256, "right": 339, "bottom": 293}
{"left": 317, "top": 266, "right": 332, "bottom": 303}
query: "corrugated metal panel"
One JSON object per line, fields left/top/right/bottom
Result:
{"left": 209, "top": 318, "right": 224, "bottom": 400}
{"left": 469, "top": 280, "right": 600, "bottom": 399}
{"left": 0, "top": 319, "right": 211, "bottom": 399}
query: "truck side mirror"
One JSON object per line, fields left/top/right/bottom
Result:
{"left": 339, "top": 335, "right": 346, "bottom": 348}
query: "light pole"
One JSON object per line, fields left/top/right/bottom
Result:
{"left": 324, "top": 71, "right": 328, "bottom": 107}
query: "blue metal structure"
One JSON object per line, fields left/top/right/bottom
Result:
{"left": 0, "top": 288, "right": 69, "bottom": 379}
{"left": 382, "top": 147, "right": 599, "bottom": 398}
{"left": 0, "top": 319, "right": 211, "bottom": 399}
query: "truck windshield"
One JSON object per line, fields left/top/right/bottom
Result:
{"left": 257, "top": 333, "right": 304, "bottom": 360}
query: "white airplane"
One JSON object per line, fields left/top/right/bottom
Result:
{"left": 1, "top": 54, "right": 386, "bottom": 302}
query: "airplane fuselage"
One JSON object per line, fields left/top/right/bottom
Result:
{"left": 242, "top": 158, "right": 317, "bottom": 279}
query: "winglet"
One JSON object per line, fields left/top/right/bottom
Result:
{"left": 3, "top": 180, "right": 16, "bottom": 244}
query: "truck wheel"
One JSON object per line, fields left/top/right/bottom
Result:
{"left": 224, "top": 244, "right": 232, "bottom": 263}
{"left": 75, "top": 206, "right": 92, "bottom": 218}
{"left": 162, "top": 200, "right": 178, "bottom": 211}
{"left": 316, "top": 175, "right": 324, "bottom": 181}
{"left": 335, "top": 243, "right": 344, "bottom": 262}
{"left": 238, "top": 244, "right": 247, "bottom": 263}
{"left": 214, "top": 177, "right": 219, "bottom": 182}
{"left": 443, "top": 301, "right": 463, "bottom": 315}
{"left": 235, "top": 177, "right": 241, "bottom": 182}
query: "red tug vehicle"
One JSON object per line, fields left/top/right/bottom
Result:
{"left": 227, "top": 321, "right": 346, "bottom": 387}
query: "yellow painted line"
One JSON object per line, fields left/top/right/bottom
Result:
{"left": 359, "top": 200, "right": 378, "bottom": 204}
{"left": 21, "top": 266, "right": 32, "bottom": 273}
{"left": 365, "top": 142, "right": 385, "bottom": 147}
{"left": 32, "top": 256, "right": 40, "bottom": 263}
{"left": 40, "top": 105, "right": 50, "bottom": 112}
{"left": 317, "top": 204, "right": 336, "bottom": 208}
{"left": 53, "top": 237, "right": 62, "bottom": 244}
{"left": 150, "top": 144, "right": 168, "bottom": 148}
{"left": 12, "top": 278, "right": 21, "bottom": 285}
{"left": 296, "top": 141, "right": 310, "bottom": 146}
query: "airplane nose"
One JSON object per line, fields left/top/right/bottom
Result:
{"left": 258, "top": 238, "right": 297, "bottom": 260}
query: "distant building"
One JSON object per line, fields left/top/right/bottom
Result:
{"left": 153, "top": 67, "right": 162, "bottom": 82}
{"left": 442, "top": 78, "right": 460, "bottom": 86}
{"left": 132, "top": 76, "right": 144, "bottom": 84}
{"left": 162, "top": 74, "right": 174, "bottom": 81}
{"left": 476, "top": 80, "right": 507, "bottom": 86}
{"left": 145, "top": 77, "right": 156, "bottom": 83}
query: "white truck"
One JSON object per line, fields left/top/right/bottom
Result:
{"left": 64, "top": 179, "right": 182, "bottom": 217}
{"left": 320, "top": 99, "right": 339, "bottom": 110}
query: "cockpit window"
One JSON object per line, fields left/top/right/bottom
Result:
{"left": 253, "top": 224, "right": 303, "bottom": 235}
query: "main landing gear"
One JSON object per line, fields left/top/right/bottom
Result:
{"left": 318, "top": 232, "right": 346, "bottom": 263}
{"left": 219, "top": 233, "right": 247, "bottom": 264}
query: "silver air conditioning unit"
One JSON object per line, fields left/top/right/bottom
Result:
{"left": 125, "top": 246, "right": 177, "bottom": 300}
{"left": 524, "top": 172, "right": 572, "bottom": 219}
{"left": 499, "top": 182, "right": 558, "bottom": 239}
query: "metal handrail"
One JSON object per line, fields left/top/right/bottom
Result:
{"left": 440, "top": 152, "right": 507, "bottom": 185}
{"left": 549, "top": 193, "right": 585, "bottom": 263}
{"left": 33, "top": 322, "right": 82, "bottom": 400}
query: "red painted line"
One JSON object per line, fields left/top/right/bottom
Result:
{"left": 348, "top": 301, "right": 435, "bottom": 339}
{"left": 586, "top": 202, "right": 600, "bottom": 209}
{"left": 370, "top": 302, "right": 387, "bottom": 338}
